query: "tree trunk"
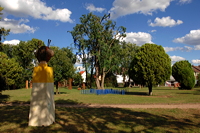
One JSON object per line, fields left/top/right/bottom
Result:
{"left": 26, "top": 80, "right": 29, "bottom": 89}
{"left": 68, "top": 78, "right": 72, "bottom": 89}
{"left": 89, "top": 64, "right": 94, "bottom": 88}
{"left": 56, "top": 81, "right": 59, "bottom": 95}
{"left": 100, "top": 69, "right": 106, "bottom": 89}
{"left": 95, "top": 61, "right": 101, "bottom": 89}
{"left": 95, "top": 76, "right": 101, "bottom": 89}
{"left": 85, "top": 68, "right": 88, "bottom": 87}
{"left": 148, "top": 84, "right": 153, "bottom": 96}
{"left": 123, "top": 75, "right": 126, "bottom": 87}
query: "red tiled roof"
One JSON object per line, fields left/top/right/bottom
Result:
{"left": 192, "top": 65, "right": 200, "bottom": 73}
{"left": 79, "top": 71, "right": 85, "bottom": 75}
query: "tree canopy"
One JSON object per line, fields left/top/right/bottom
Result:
{"left": 119, "top": 42, "right": 139, "bottom": 86}
{"left": 172, "top": 60, "right": 195, "bottom": 90}
{"left": 48, "top": 46, "right": 76, "bottom": 94}
{"left": 0, "top": 52, "right": 23, "bottom": 92}
{"left": 69, "top": 13, "right": 126, "bottom": 89}
{"left": 0, "top": 6, "right": 10, "bottom": 44}
{"left": 129, "top": 43, "right": 171, "bottom": 95}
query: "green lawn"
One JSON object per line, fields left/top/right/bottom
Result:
{"left": 0, "top": 86, "right": 200, "bottom": 132}
{"left": 0, "top": 106, "right": 199, "bottom": 133}
{"left": 1, "top": 86, "right": 200, "bottom": 104}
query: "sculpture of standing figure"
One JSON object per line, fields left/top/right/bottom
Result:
{"left": 29, "top": 40, "right": 55, "bottom": 126}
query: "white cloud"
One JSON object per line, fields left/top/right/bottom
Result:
{"left": 149, "top": 16, "right": 183, "bottom": 27}
{"left": 164, "top": 46, "right": 193, "bottom": 52}
{"left": 173, "top": 29, "right": 200, "bottom": 45}
{"left": 170, "top": 55, "right": 185, "bottom": 62}
{"left": 191, "top": 59, "right": 200, "bottom": 64}
{"left": 194, "top": 45, "right": 200, "bottom": 50}
{"left": 0, "top": 18, "right": 37, "bottom": 33}
{"left": 179, "top": 0, "right": 192, "bottom": 4}
{"left": 85, "top": 4, "right": 106, "bottom": 13}
{"left": 0, "top": 0, "right": 73, "bottom": 22}
{"left": 3, "top": 39, "right": 20, "bottom": 45}
{"left": 109, "top": 0, "right": 172, "bottom": 19}
{"left": 150, "top": 30, "right": 157, "bottom": 33}
{"left": 122, "top": 32, "right": 153, "bottom": 46}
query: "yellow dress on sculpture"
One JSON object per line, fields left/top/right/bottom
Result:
{"left": 29, "top": 63, "right": 55, "bottom": 126}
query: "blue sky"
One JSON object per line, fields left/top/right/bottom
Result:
{"left": 0, "top": 0, "right": 200, "bottom": 66}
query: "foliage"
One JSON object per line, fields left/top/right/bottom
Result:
{"left": 104, "top": 72, "right": 118, "bottom": 87}
{"left": 0, "top": 52, "right": 23, "bottom": 91}
{"left": 13, "top": 38, "right": 44, "bottom": 81}
{"left": 0, "top": 44, "right": 16, "bottom": 58}
{"left": 69, "top": 13, "right": 126, "bottom": 89}
{"left": 0, "top": 6, "right": 10, "bottom": 44}
{"left": 129, "top": 43, "right": 171, "bottom": 95}
{"left": 72, "top": 72, "right": 83, "bottom": 86}
{"left": 118, "top": 42, "right": 140, "bottom": 86}
{"left": 172, "top": 60, "right": 195, "bottom": 90}
{"left": 48, "top": 47, "right": 75, "bottom": 94}
{"left": 196, "top": 73, "right": 200, "bottom": 86}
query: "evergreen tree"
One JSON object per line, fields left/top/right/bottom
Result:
{"left": 129, "top": 43, "right": 171, "bottom": 95}
{"left": 172, "top": 60, "right": 195, "bottom": 90}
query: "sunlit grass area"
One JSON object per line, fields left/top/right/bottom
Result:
{"left": 1, "top": 86, "right": 200, "bottom": 104}
{"left": 1, "top": 86, "right": 200, "bottom": 132}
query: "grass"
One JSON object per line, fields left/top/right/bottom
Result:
{"left": 0, "top": 86, "right": 200, "bottom": 132}
{"left": 0, "top": 106, "right": 199, "bottom": 133}
{"left": 1, "top": 86, "right": 200, "bottom": 104}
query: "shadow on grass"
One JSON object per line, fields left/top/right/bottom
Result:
{"left": 0, "top": 95, "right": 10, "bottom": 103}
{"left": 0, "top": 99, "right": 200, "bottom": 133}
{"left": 194, "top": 89, "right": 200, "bottom": 95}
{"left": 54, "top": 92, "right": 68, "bottom": 95}
{"left": 177, "top": 89, "right": 200, "bottom": 95}
{"left": 125, "top": 92, "right": 148, "bottom": 96}
{"left": 55, "top": 99, "right": 83, "bottom": 105}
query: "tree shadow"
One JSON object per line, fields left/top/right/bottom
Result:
{"left": 125, "top": 92, "right": 148, "bottom": 96}
{"left": 0, "top": 95, "right": 10, "bottom": 103}
{"left": 55, "top": 99, "right": 84, "bottom": 105}
{"left": 54, "top": 92, "right": 68, "bottom": 95}
{"left": 0, "top": 99, "right": 199, "bottom": 132}
{"left": 193, "top": 90, "right": 200, "bottom": 95}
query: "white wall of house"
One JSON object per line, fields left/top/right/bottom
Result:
{"left": 81, "top": 72, "right": 86, "bottom": 83}
{"left": 116, "top": 75, "right": 129, "bottom": 83}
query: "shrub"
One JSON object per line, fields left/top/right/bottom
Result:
{"left": 172, "top": 60, "right": 195, "bottom": 90}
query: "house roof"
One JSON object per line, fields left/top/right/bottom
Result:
{"left": 79, "top": 71, "right": 85, "bottom": 75}
{"left": 192, "top": 65, "right": 200, "bottom": 73}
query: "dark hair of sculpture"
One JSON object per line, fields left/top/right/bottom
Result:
{"left": 34, "top": 40, "right": 54, "bottom": 62}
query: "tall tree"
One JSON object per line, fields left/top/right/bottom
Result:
{"left": 69, "top": 13, "right": 126, "bottom": 89}
{"left": 172, "top": 60, "right": 195, "bottom": 90}
{"left": 0, "top": 6, "right": 10, "bottom": 44}
{"left": 48, "top": 47, "right": 75, "bottom": 94}
{"left": 119, "top": 42, "right": 140, "bottom": 87}
{"left": 129, "top": 43, "right": 171, "bottom": 95}
{"left": 0, "top": 52, "right": 23, "bottom": 92}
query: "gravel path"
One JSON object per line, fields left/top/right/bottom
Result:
{"left": 1, "top": 103, "right": 200, "bottom": 109}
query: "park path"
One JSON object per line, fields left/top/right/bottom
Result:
{"left": 0, "top": 103, "right": 200, "bottom": 109}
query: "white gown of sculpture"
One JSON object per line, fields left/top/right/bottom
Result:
{"left": 29, "top": 62, "right": 55, "bottom": 126}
